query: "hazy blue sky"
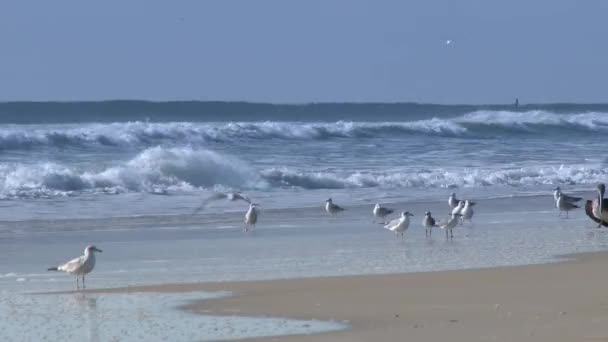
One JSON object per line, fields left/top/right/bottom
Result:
{"left": 1, "top": 1, "right": 607, "bottom": 103}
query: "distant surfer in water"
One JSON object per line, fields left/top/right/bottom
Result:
{"left": 514, "top": 98, "right": 519, "bottom": 108}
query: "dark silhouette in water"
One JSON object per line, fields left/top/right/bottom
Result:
{"left": 514, "top": 98, "right": 519, "bottom": 108}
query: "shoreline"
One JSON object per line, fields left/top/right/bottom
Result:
{"left": 40, "top": 250, "right": 608, "bottom": 341}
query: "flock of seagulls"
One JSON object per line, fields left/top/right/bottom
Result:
{"left": 49, "top": 185, "right": 608, "bottom": 290}
{"left": 352, "top": 192, "right": 476, "bottom": 240}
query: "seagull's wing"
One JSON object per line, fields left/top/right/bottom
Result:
{"left": 562, "top": 194, "right": 582, "bottom": 202}
{"left": 231, "top": 192, "right": 252, "bottom": 204}
{"left": 384, "top": 218, "right": 400, "bottom": 230}
{"left": 429, "top": 217, "right": 437, "bottom": 226}
{"left": 192, "top": 192, "right": 253, "bottom": 215}
{"left": 192, "top": 193, "right": 229, "bottom": 215}
{"left": 58, "top": 256, "right": 85, "bottom": 273}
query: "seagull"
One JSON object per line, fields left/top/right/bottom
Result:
{"left": 452, "top": 200, "right": 465, "bottom": 216}
{"left": 384, "top": 211, "right": 413, "bottom": 238}
{"left": 461, "top": 200, "right": 474, "bottom": 225}
{"left": 48, "top": 245, "right": 102, "bottom": 290}
{"left": 440, "top": 213, "right": 461, "bottom": 239}
{"left": 373, "top": 203, "right": 394, "bottom": 223}
{"left": 556, "top": 193, "right": 578, "bottom": 218}
{"left": 553, "top": 187, "right": 582, "bottom": 203}
{"left": 585, "top": 183, "right": 608, "bottom": 227}
{"left": 244, "top": 203, "right": 258, "bottom": 232}
{"left": 325, "top": 198, "right": 345, "bottom": 216}
{"left": 192, "top": 191, "right": 253, "bottom": 215}
{"left": 422, "top": 211, "right": 438, "bottom": 237}
{"left": 449, "top": 193, "right": 475, "bottom": 208}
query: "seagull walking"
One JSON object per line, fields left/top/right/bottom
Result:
{"left": 557, "top": 193, "right": 578, "bottom": 218}
{"left": 373, "top": 203, "right": 394, "bottom": 223}
{"left": 244, "top": 203, "right": 258, "bottom": 232}
{"left": 48, "top": 245, "right": 102, "bottom": 290}
{"left": 440, "top": 213, "right": 461, "bottom": 239}
{"left": 325, "top": 198, "right": 345, "bottom": 216}
{"left": 422, "top": 211, "right": 437, "bottom": 237}
{"left": 384, "top": 211, "right": 413, "bottom": 238}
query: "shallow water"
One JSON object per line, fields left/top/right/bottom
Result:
{"left": 0, "top": 291, "right": 347, "bottom": 341}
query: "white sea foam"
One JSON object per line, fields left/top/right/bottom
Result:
{"left": 1, "top": 110, "right": 606, "bottom": 150}
{"left": 0, "top": 145, "right": 605, "bottom": 198}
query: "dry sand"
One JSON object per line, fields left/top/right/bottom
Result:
{"left": 89, "top": 252, "right": 608, "bottom": 341}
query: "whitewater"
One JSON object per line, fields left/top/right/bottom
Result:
{"left": 0, "top": 107, "right": 606, "bottom": 207}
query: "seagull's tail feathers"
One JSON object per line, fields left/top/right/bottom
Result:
{"left": 47, "top": 266, "right": 59, "bottom": 271}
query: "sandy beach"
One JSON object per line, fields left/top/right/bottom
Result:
{"left": 77, "top": 250, "right": 608, "bottom": 341}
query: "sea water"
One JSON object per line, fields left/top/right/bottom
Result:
{"left": 1, "top": 102, "right": 608, "bottom": 340}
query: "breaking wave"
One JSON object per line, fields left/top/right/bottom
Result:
{"left": 0, "top": 147, "right": 605, "bottom": 199}
{"left": 1, "top": 110, "right": 607, "bottom": 150}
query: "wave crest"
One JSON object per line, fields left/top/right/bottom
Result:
{"left": 1, "top": 110, "right": 607, "bottom": 151}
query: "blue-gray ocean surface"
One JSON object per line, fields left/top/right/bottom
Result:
{"left": 1, "top": 101, "right": 608, "bottom": 291}
{"left": 4, "top": 101, "right": 608, "bottom": 341}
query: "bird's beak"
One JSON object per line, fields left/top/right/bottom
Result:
{"left": 94, "top": 248, "right": 103, "bottom": 253}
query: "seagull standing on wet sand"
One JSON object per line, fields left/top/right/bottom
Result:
{"left": 48, "top": 245, "right": 102, "bottom": 290}
{"left": 384, "top": 211, "right": 413, "bottom": 238}
{"left": 556, "top": 193, "right": 579, "bottom": 218}
{"left": 325, "top": 198, "right": 345, "bottom": 216}
{"left": 373, "top": 203, "right": 394, "bottom": 223}
{"left": 422, "top": 211, "right": 437, "bottom": 237}
{"left": 440, "top": 213, "right": 462, "bottom": 239}
{"left": 244, "top": 203, "right": 258, "bottom": 232}
{"left": 553, "top": 187, "right": 582, "bottom": 203}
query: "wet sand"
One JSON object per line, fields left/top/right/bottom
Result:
{"left": 83, "top": 250, "right": 608, "bottom": 341}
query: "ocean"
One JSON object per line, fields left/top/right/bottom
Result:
{"left": 3, "top": 101, "right": 608, "bottom": 340}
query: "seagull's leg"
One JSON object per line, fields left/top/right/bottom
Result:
{"left": 83, "top": 275, "right": 86, "bottom": 289}
{"left": 445, "top": 230, "right": 448, "bottom": 240}
{"left": 566, "top": 211, "right": 569, "bottom": 219}
{"left": 76, "top": 276, "right": 80, "bottom": 290}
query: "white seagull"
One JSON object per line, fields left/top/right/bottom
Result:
{"left": 449, "top": 193, "right": 475, "bottom": 209}
{"left": 556, "top": 193, "right": 579, "bottom": 218}
{"left": 48, "top": 245, "right": 102, "bottom": 290}
{"left": 422, "top": 211, "right": 438, "bottom": 237}
{"left": 384, "top": 211, "right": 413, "bottom": 238}
{"left": 373, "top": 203, "right": 394, "bottom": 223}
{"left": 460, "top": 200, "right": 475, "bottom": 225}
{"left": 452, "top": 200, "right": 465, "bottom": 216}
{"left": 440, "top": 213, "right": 462, "bottom": 239}
{"left": 193, "top": 191, "right": 253, "bottom": 215}
{"left": 325, "top": 198, "right": 345, "bottom": 216}
{"left": 553, "top": 187, "right": 582, "bottom": 203}
{"left": 244, "top": 203, "right": 258, "bottom": 232}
